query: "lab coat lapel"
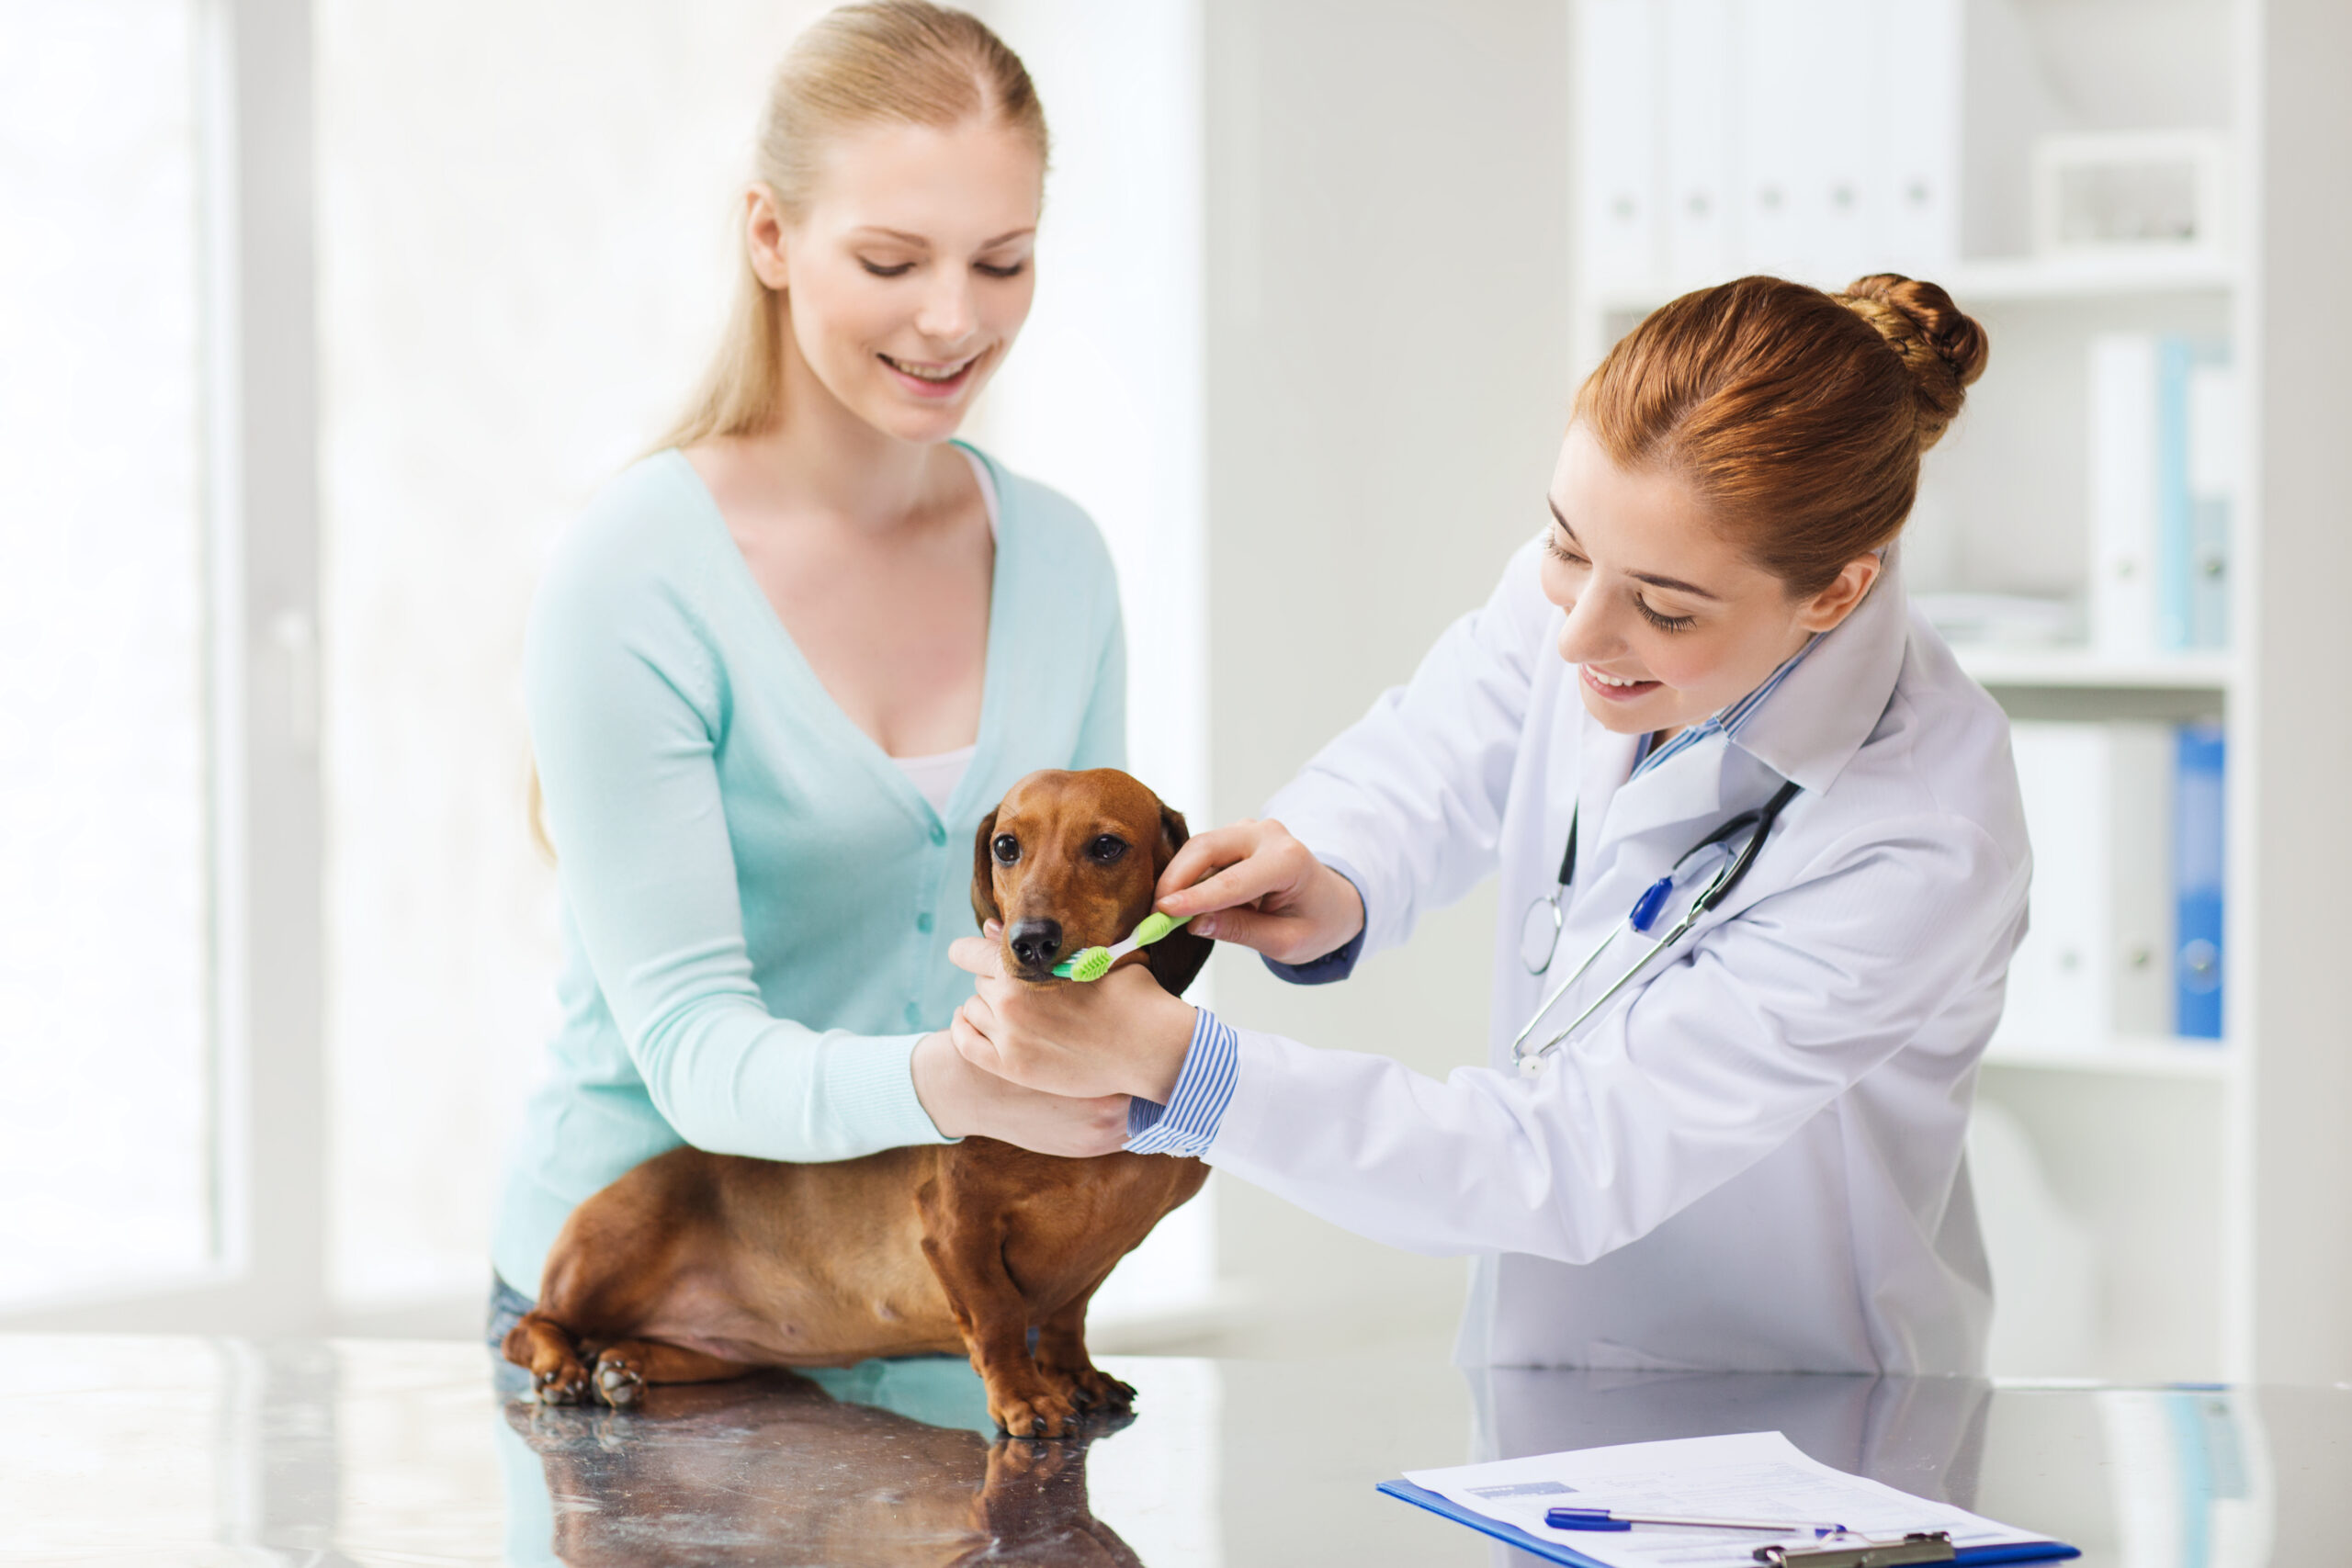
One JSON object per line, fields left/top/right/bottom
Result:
{"left": 1576, "top": 705, "right": 1726, "bottom": 867}
{"left": 1592, "top": 729, "right": 1726, "bottom": 846}
{"left": 1733, "top": 546, "right": 1912, "bottom": 794}
{"left": 1571, "top": 717, "right": 1640, "bottom": 883}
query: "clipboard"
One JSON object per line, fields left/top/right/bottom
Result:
{"left": 1378, "top": 1478, "right": 2081, "bottom": 1568}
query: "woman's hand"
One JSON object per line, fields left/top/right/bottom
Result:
{"left": 1152, "top": 818, "right": 1364, "bottom": 964}
{"left": 910, "top": 1028, "right": 1130, "bottom": 1158}
{"left": 947, "top": 933, "right": 1197, "bottom": 1104}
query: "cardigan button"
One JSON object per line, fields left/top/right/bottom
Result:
{"left": 928, "top": 822, "right": 947, "bottom": 846}
{"left": 915, "top": 911, "right": 933, "bottom": 933}
{"left": 904, "top": 1002, "right": 924, "bottom": 1027}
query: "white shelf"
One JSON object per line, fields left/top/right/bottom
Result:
{"left": 1593, "top": 253, "right": 2240, "bottom": 317}
{"left": 1953, "top": 647, "right": 2238, "bottom": 691}
{"left": 1983, "top": 1033, "right": 2240, "bottom": 1081}
{"left": 1939, "top": 253, "right": 2242, "bottom": 303}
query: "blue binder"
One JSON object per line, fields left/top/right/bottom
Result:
{"left": 2174, "top": 723, "right": 2226, "bottom": 1038}
{"left": 1377, "top": 1479, "right": 2080, "bottom": 1566}
{"left": 2154, "top": 337, "right": 2231, "bottom": 652}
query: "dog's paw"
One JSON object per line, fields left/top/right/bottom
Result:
{"left": 593, "top": 1351, "right": 645, "bottom": 1409}
{"left": 1069, "top": 1367, "right": 1136, "bottom": 1412}
{"left": 1039, "top": 1360, "right": 1135, "bottom": 1413}
{"left": 533, "top": 1360, "right": 591, "bottom": 1405}
{"left": 991, "top": 1384, "right": 1079, "bottom": 1439}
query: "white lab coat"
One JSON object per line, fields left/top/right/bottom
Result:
{"left": 1207, "top": 541, "right": 2030, "bottom": 1375}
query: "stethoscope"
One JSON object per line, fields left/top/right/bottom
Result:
{"left": 1510, "top": 778, "right": 1803, "bottom": 1077}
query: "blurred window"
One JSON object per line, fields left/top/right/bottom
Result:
{"left": 0, "top": 0, "right": 215, "bottom": 1305}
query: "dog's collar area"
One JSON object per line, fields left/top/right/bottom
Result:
{"left": 1051, "top": 910, "right": 1192, "bottom": 982}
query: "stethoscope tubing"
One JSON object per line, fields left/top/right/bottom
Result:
{"left": 1511, "top": 779, "right": 1802, "bottom": 1074}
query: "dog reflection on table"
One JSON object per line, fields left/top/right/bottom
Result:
{"left": 507, "top": 1371, "right": 1146, "bottom": 1568}
{"left": 504, "top": 768, "right": 1213, "bottom": 1438}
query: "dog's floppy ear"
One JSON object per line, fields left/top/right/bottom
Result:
{"left": 970, "top": 808, "right": 1002, "bottom": 931}
{"left": 1147, "top": 799, "right": 1216, "bottom": 998}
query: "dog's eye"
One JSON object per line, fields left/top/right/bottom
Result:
{"left": 992, "top": 834, "right": 1021, "bottom": 864}
{"left": 1087, "top": 835, "right": 1128, "bottom": 863}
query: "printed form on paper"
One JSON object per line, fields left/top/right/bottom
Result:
{"left": 1404, "top": 1430, "right": 2052, "bottom": 1567}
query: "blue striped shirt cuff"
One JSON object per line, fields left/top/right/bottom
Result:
{"left": 1124, "top": 1008, "right": 1239, "bottom": 1156}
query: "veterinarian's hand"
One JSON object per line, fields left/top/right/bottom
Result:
{"left": 910, "top": 1029, "right": 1131, "bottom": 1158}
{"left": 948, "top": 931, "right": 1197, "bottom": 1105}
{"left": 1151, "top": 817, "right": 1365, "bottom": 964}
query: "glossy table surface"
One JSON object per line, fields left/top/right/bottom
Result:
{"left": 6, "top": 1336, "right": 2349, "bottom": 1566}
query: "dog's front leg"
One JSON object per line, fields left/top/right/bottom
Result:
{"left": 916, "top": 1180, "right": 1074, "bottom": 1438}
{"left": 1032, "top": 1264, "right": 1135, "bottom": 1416}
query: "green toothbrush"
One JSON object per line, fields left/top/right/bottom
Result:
{"left": 1051, "top": 910, "right": 1193, "bottom": 982}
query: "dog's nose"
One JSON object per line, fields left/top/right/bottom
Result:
{"left": 1007, "top": 919, "right": 1064, "bottom": 971}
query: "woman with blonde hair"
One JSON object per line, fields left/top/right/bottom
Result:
{"left": 490, "top": 1, "right": 1128, "bottom": 1344}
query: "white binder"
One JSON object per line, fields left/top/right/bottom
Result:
{"left": 1662, "top": 0, "right": 1737, "bottom": 284}
{"left": 1870, "top": 0, "right": 1962, "bottom": 274}
{"left": 1805, "top": 0, "right": 1876, "bottom": 286}
{"left": 1735, "top": 0, "right": 1814, "bottom": 280}
{"left": 1576, "top": 0, "right": 1662, "bottom": 293}
{"left": 2003, "top": 721, "right": 2174, "bottom": 1046}
{"left": 2088, "top": 334, "right": 2163, "bottom": 658}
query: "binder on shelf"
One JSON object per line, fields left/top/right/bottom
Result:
{"left": 2088, "top": 333, "right": 2233, "bottom": 658}
{"left": 1804, "top": 0, "right": 1876, "bottom": 285}
{"left": 1734, "top": 0, "right": 1815, "bottom": 279}
{"left": 2174, "top": 723, "right": 2225, "bottom": 1039}
{"left": 2002, "top": 722, "right": 2172, "bottom": 1046}
{"left": 2177, "top": 344, "right": 2236, "bottom": 650}
{"left": 1870, "top": 0, "right": 1962, "bottom": 274}
{"left": 2088, "top": 335, "right": 2163, "bottom": 657}
{"left": 1591, "top": 0, "right": 1964, "bottom": 291}
{"left": 1577, "top": 0, "right": 1662, "bottom": 292}
{"left": 1662, "top": 0, "right": 1738, "bottom": 282}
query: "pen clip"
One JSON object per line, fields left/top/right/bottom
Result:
{"left": 1754, "top": 1531, "right": 1957, "bottom": 1568}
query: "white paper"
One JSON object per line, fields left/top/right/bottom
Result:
{"left": 1403, "top": 1430, "right": 2051, "bottom": 1566}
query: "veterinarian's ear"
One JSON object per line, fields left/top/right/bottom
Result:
{"left": 1148, "top": 798, "right": 1216, "bottom": 997}
{"left": 969, "top": 808, "right": 1002, "bottom": 931}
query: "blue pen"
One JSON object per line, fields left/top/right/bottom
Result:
{"left": 1546, "top": 1506, "right": 1850, "bottom": 1537}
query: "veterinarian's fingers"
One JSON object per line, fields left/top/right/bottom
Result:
{"left": 1157, "top": 851, "right": 1290, "bottom": 919}
{"left": 1182, "top": 903, "right": 1306, "bottom": 960}
{"left": 1154, "top": 823, "right": 1268, "bottom": 909}
{"left": 948, "top": 934, "right": 1007, "bottom": 978}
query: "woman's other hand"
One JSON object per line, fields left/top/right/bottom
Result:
{"left": 945, "top": 934, "right": 1196, "bottom": 1104}
{"left": 1151, "top": 818, "right": 1363, "bottom": 964}
{"left": 909, "top": 1029, "right": 1130, "bottom": 1157}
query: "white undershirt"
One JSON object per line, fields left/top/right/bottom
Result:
{"left": 889, "top": 446, "right": 998, "bottom": 814}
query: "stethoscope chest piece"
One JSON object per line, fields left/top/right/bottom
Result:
{"left": 1519, "top": 892, "right": 1566, "bottom": 975}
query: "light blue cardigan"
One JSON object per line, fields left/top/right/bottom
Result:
{"left": 492, "top": 445, "right": 1125, "bottom": 1293}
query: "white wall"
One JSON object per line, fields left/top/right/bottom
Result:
{"left": 1199, "top": 0, "right": 1577, "bottom": 1353}
{"left": 315, "top": 0, "right": 827, "bottom": 1318}
{"left": 962, "top": 0, "right": 1218, "bottom": 1332}
{"left": 2248, "top": 0, "right": 2352, "bottom": 1383}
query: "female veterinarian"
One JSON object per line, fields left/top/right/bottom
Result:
{"left": 491, "top": 2, "right": 1136, "bottom": 1340}
{"left": 952, "top": 274, "right": 2030, "bottom": 1377}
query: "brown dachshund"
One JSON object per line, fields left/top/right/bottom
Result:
{"left": 503, "top": 768, "right": 1214, "bottom": 1438}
